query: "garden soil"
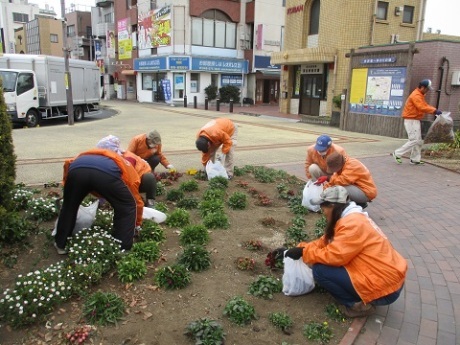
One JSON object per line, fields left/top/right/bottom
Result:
{"left": 0, "top": 169, "right": 353, "bottom": 345}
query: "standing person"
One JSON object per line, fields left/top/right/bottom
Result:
{"left": 393, "top": 79, "right": 441, "bottom": 165}
{"left": 274, "top": 186, "right": 407, "bottom": 318}
{"left": 195, "top": 118, "right": 238, "bottom": 179}
{"left": 305, "top": 134, "right": 347, "bottom": 183}
{"left": 323, "top": 152, "right": 377, "bottom": 206}
{"left": 54, "top": 135, "right": 144, "bottom": 254}
{"left": 127, "top": 130, "right": 175, "bottom": 173}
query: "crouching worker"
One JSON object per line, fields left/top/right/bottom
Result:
{"left": 273, "top": 186, "right": 407, "bottom": 317}
{"left": 195, "top": 117, "right": 238, "bottom": 179}
{"left": 54, "top": 135, "right": 144, "bottom": 254}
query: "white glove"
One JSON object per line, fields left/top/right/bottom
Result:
{"left": 166, "top": 164, "right": 176, "bottom": 172}
{"left": 217, "top": 154, "right": 226, "bottom": 162}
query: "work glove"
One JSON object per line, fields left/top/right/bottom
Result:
{"left": 166, "top": 164, "right": 176, "bottom": 173}
{"left": 271, "top": 247, "right": 287, "bottom": 261}
{"left": 314, "top": 176, "right": 328, "bottom": 185}
{"left": 285, "top": 247, "right": 304, "bottom": 260}
{"left": 434, "top": 109, "right": 442, "bottom": 116}
{"left": 217, "top": 154, "right": 226, "bottom": 162}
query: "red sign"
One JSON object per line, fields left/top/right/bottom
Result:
{"left": 287, "top": 5, "right": 304, "bottom": 14}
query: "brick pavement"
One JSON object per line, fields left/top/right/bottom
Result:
{"left": 270, "top": 157, "right": 460, "bottom": 345}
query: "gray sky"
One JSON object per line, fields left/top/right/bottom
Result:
{"left": 32, "top": 0, "right": 460, "bottom": 36}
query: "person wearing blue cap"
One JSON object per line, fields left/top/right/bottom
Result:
{"left": 305, "top": 134, "right": 346, "bottom": 184}
{"left": 392, "top": 79, "right": 441, "bottom": 165}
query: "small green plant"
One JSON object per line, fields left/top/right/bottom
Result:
{"left": 269, "top": 312, "right": 294, "bottom": 333}
{"left": 332, "top": 94, "right": 342, "bottom": 109}
{"left": 117, "top": 254, "right": 147, "bottom": 283}
{"left": 154, "top": 201, "right": 169, "bottom": 213}
{"left": 223, "top": 296, "right": 256, "bottom": 325}
{"left": 185, "top": 318, "right": 226, "bottom": 345}
{"left": 248, "top": 275, "right": 282, "bottom": 299}
{"left": 314, "top": 215, "right": 327, "bottom": 238}
{"left": 26, "top": 197, "right": 59, "bottom": 222}
{"left": 202, "top": 188, "right": 225, "bottom": 201}
{"left": 166, "top": 208, "right": 191, "bottom": 228}
{"left": 242, "top": 239, "right": 263, "bottom": 251}
{"left": 227, "top": 192, "right": 248, "bottom": 210}
{"left": 286, "top": 218, "right": 309, "bottom": 243}
{"left": 203, "top": 211, "right": 229, "bottom": 229}
{"left": 235, "top": 257, "right": 256, "bottom": 271}
{"left": 179, "top": 179, "right": 199, "bottom": 192}
{"left": 83, "top": 291, "right": 125, "bottom": 326}
{"left": 178, "top": 244, "right": 211, "bottom": 272}
{"left": 138, "top": 219, "right": 166, "bottom": 243}
{"left": 156, "top": 181, "right": 166, "bottom": 196}
{"left": 233, "top": 166, "right": 246, "bottom": 176}
{"left": 288, "top": 197, "right": 308, "bottom": 215}
{"left": 451, "top": 129, "right": 460, "bottom": 149}
{"left": 199, "top": 199, "right": 225, "bottom": 217}
{"left": 10, "top": 184, "right": 34, "bottom": 210}
{"left": 0, "top": 212, "right": 35, "bottom": 244}
{"left": 177, "top": 197, "right": 199, "bottom": 209}
{"left": 253, "top": 167, "right": 278, "bottom": 183}
{"left": 166, "top": 188, "right": 185, "bottom": 202}
{"left": 303, "top": 321, "right": 333, "bottom": 343}
{"left": 93, "top": 208, "right": 114, "bottom": 230}
{"left": 131, "top": 240, "right": 161, "bottom": 262}
{"left": 256, "top": 193, "right": 273, "bottom": 206}
{"left": 208, "top": 176, "right": 229, "bottom": 190}
{"left": 179, "top": 224, "right": 210, "bottom": 246}
{"left": 325, "top": 303, "right": 347, "bottom": 322}
{"left": 155, "top": 264, "right": 191, "bottom": 290}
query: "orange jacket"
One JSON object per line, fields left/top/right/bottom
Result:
{"left": 305, "top": 143, "right": 347, "bottom": 179}
{"left": 122, "top": 151, "right": 152, "bottom": 177}
{"left": 402, "top": 88, "right": 436, "bottom": 120}
{"left": 63, "top": 149, "right": 144, "bottom": 226}
{"left": 127, "top": 133, "right": 170, "bottom": 168}
{"left": 298, "top": 211, "right": 407, "bottom": 304}
{"left": 197, "top": 118, "right": 235, "bottom": 165}
{"left": 324, "top": 156, "right": 377, "bottom": 200}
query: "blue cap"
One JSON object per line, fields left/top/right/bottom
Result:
{"left": 314, "top": 135, "right": 332, "bottom": 152}
{"left": 419, "top": 79, "right": 433, "bottom": 90}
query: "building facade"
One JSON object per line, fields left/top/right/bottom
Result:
{"left": 271, "top": 0, "right": 423, "bottom": 117}
{"left": 24, "top": 17, "right": 63, "bottom": 56}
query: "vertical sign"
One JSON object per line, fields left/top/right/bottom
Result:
{"left": 107, "top": 30, "right": 116, "bottom": 59}
{"left": 256, "top": 24, "right": 263, "bottom": 50}
{"left": 117, "top": 18, "right": 132, "bottom": 60}
{"left": 161, "top": 79, "right": 171, "bottom": 103}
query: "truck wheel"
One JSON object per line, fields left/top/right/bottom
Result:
{"left": 26, "top": 110, "right": 40, "bottom": 128}
{"left": 73, "top": 106, "right": 85, "bottom": 122}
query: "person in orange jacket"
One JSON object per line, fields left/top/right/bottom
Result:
{"left": 305, "top": 134, "right": 347, "bottom": 182}
{"left": 195, "top": 118, "right": 238, "bottom": 178}
{"left": 127, "top": 130, "right": 175, "bottom": 173}
{"left": 54, "top": 135, "right": 144, "bottom": 254}
{"left": 274, "top": 186, "right": 407, "bottom": 317}
{"left": 318, "top": 152, "right": 377, "bottom": 207}
{"left": 393, "top": 79, "right": 441, "bottom": 165}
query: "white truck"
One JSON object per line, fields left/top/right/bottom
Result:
{"left": 0, "top": 54, "right": 101, "bottom": 127}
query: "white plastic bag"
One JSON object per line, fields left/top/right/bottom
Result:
{"left": 52, "top": 200, "right": 99, "bottom": 236}
{"left": 206, "top": 160, "right": 228, "bottom": 180}
{"left": 282, "top": 255, "right": 315, "bottom": 296}
{"left": 301, "top": 180, "right": 323, "bottom": 213}
{"left": 142, "top": 207, "right": 167, "bottom": 223}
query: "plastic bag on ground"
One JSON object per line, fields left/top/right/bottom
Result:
{"left": 282, "top": 254, "right": 315, "bottom": 296}
{"left": 142, "top": 207, "right": 167, "bottom": 223}
{"left": 206, "top": 160, "right": 228, "bottom": 180}
{"left": 52, "top": 200, "right": 99, "bottom": 236}
{"left": 424, "top": 112, "right": 454, "bottom": 144}
{"left": 301, "top": 180, "right": 323, "bottom": 213}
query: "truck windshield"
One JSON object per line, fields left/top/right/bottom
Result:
{"left": 0, "top": 71, "right": 18, "bottom": 92}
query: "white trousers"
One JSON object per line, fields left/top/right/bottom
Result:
{"left": 394, "top": 119, "right": 423, "bottom": 162}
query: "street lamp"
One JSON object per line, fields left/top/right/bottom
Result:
{"left": 61, "top": 0, "right": 74, "bottom": 125}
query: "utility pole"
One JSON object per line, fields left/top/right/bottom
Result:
{"left": 61, "top": 0, "right": 74, "bottom": 125}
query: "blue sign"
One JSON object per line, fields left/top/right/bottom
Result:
{"left": 134, "top": 57, "right": 167, "bottom": 71}
{"left": 254, "top": 55, "right": 280, "bottom": 69}
{"left": 221, "top": 74, "right": 243, "bottom": 86}
{"left": 161, "top": 79, "right": 171, "bottom": 102}
{"left": 169, "top": 57, "right": 190, "bottom": 70}
{"left": 360, "top": 57, "right": 397, "bottom": 64}
{"left": 192, "top": 58, "right": 248, "bottom": 73}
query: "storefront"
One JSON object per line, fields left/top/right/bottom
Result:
{"left": 253, "top": 55, "right": 280, "bottom": 105}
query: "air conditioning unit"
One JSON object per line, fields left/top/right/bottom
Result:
{"left": 452, "top": 71, "right": 460, "bottom": 86}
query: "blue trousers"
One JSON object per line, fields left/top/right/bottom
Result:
{"left": 312, "top": 263, "right": 403, "bottom": 307}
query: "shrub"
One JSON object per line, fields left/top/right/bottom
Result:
{"left": 179, "top": 179, "right": 199, "bottom": 192}
{"left": 179, "top": 224, "right": 210, "bottom": 246}
{"left": 218, "top": 85, "right": 240, "bottom": 103}
{"left": 248, "top": 275, "right": 282, "bottom": 299}
{"left": 203, "top": 212, "right": 229, "bottom": 229}
{"left": 204, "top": 84, "right": 218, "bottom": 101}
{"left": 166, "top": 188, "right": 185, "bottom": 202}
{"left": 155, "top": 264, "right": 191, "bottom": 290}
{"left": 269, "top": 312, "right": 294, "bottom": 332}
{"left": 185, "top": 318, "right": 226, "bottom": 345}
{"left": 176, "top": 197, "right": 199, "bottom": 210}
{"left": 165, "top": 208, "right": 190, "bottom": 228}
{"left": 131, "top": 240, "right": 161, "bottom": 262}
{"left": 26, "top": 197, "right": 59, "bottom": 222}
{"left": 228, "top": 192, "right": 248, "bottom": 210}
{"left": 202, "top": 188, "right": 225, "bottom": 201}
{"left": 223, "top": 296, "right": 256, "bottom": 325}
{"left": 83, "top": 291, "right": 125, "bottom": 326}
{"left": 0, "top": 211, "right": 35, "bottom": 244}
{"left": 198, "top": 199, "right": 225, "bottom": 218}
{"left": 117, "top": 255, "right": 147, "bottom": 282}
{"left": 332, "top": 94, "right": 342, "bottom": 109}
{"left": 178, "top": 244, "right": 211, "bottom": 272}
{"left": 208, "top": 176, "right": 229, "bottom": 190}
{"left": 138, "top": 219, "right": 166, "bottom": 243}
{"left": 10, "top": 184, "right": 34, "bottom": 210}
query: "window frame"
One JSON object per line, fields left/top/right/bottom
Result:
{"left": 402, "top": 5, "right": 414, "bottom": 24}
{"left": 191, "top": 10, "right": 236, "bottom": 49}
{"left": 376, "top": 1, "right": 389, "bottom": 20}
{"left": 50, "top": 34, "right": 59, "bottom": 43}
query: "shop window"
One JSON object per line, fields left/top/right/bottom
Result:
{"left": 376, "top": 1, "right": 388, "bottom": 20}
{"left": 402, "top": 6, "right": 414, "bottom": 24}
{"left": 142, "top": 74, "right": 154, "bottom": 90}
{"left": 190, "top": 73, "right": 200, "bottom": 93}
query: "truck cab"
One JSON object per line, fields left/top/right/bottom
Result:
{"left": 0, "top": 69, "right": 40, "bottom": 127}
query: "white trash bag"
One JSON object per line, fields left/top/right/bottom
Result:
{"left": 301, "top": 180, "right": 323, "bottom": 213}
{"left": 142, "top": 207, "right": 167, "bottom": 223}
{"left": 52, "top": 200, "right": 99, "bottom": 236}
{"left": 206, "top": 160, "right": 228, "bottom": 180}
{"left": 282, "top": 254, "right": 315, "bottom": 296}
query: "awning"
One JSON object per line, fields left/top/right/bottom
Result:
{"left": 255, "top": 69, "right": 281, "bottom": 76}
{"left": 121, "top": 69, "right": 137, "bottom": 76}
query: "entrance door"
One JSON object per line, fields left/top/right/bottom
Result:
{"left": 300, "top": 74, "right": 322, "bottom": 115}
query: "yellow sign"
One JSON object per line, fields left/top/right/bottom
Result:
{"left": 349, "top": 68, "right": 368, "bottom": 104}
